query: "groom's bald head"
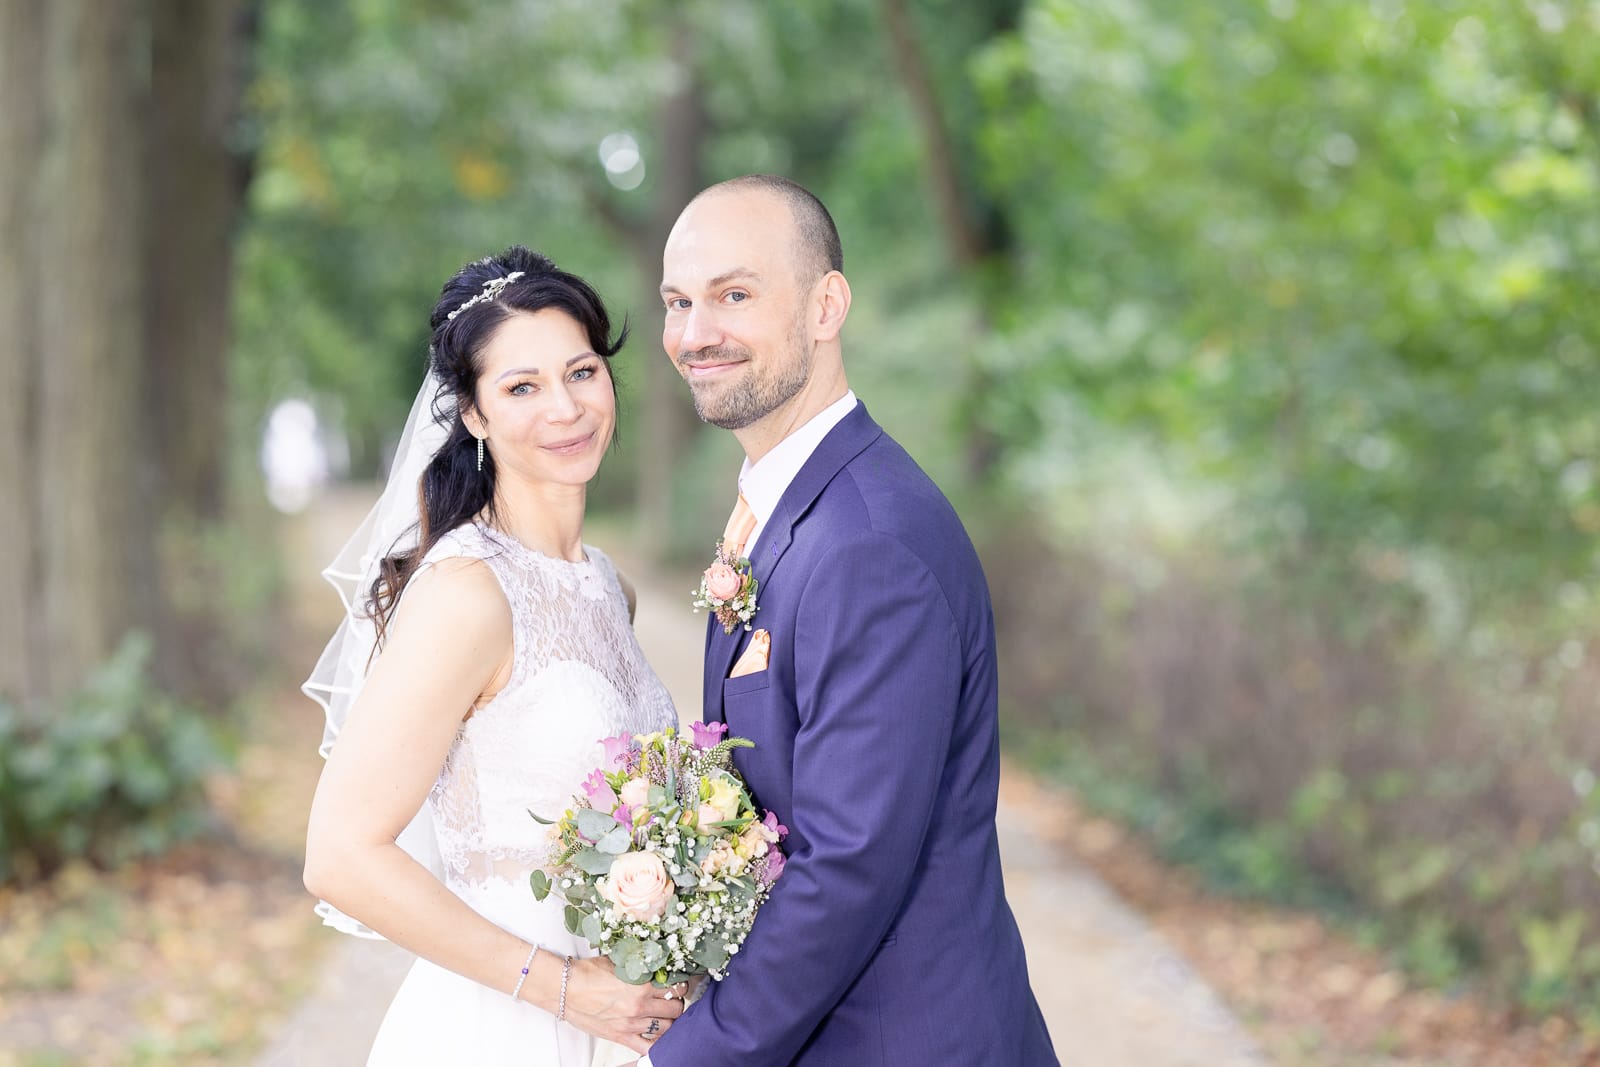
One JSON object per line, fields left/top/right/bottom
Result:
{"left": 688, "top": 175, "right": 843, "bottom": 288}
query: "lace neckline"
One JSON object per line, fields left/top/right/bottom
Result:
{"left": 474, "top": 522, "right": 594, "bottom": 569}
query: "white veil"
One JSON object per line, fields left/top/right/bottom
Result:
{"left": 302, "top": 369, "right": 454, "bottom": 938}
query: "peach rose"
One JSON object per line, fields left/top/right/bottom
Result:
{"left": 598, "top": 851, "right": 673, "bottom": 922}
{"left": 619, "top": 777, "right": 650, "bottom": 808}
{"left": 704, "top": 562, "right": 742, "bottom": 601}
{"left": 700, "top": 841, "right": 739, "bottom": 877}
{"left": 695, "top": 803, "right": 726, "bottom": 831}
{"left": 736, "top": 823, "right": 770, "bottom": 860}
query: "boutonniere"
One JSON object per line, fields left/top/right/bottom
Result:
{"left": 693, "top": 538, "right": 760, "bottom": 634}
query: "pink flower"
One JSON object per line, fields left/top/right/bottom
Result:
{"left": 581, "top": 769, "right": 617, "bottom": 812}
{"left": 704, "top": 562, "right": 742, "bottom": 601}
{"left": 689, "top": 721, "right": 728, "bottom": 750}
{"left": 696, "top": 803, "right": 726, "bottom": 831}
{"left": 763, "top": 848, "right": 786, "bottom": 884}
{"left": 618, "top": 777, "right": 650, "bottom": 808}
{"left": 598, "top": 851, "right": 674, "bottom": 922}
{"left": 599, "top": 733, "right": 634, "bottom": 769}
{"left": 762, "top": 810, "right": 788, "bottom": 841}
{"left": 612, "top": 802, "right": 634, "bottom": 828}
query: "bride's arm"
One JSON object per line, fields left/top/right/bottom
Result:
{"left": 303, "top": 559, "right": 679, "bottom": 1052}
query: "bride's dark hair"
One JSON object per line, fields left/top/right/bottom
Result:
{"left": 366, "top": 245, "right": 627, "bottom": 645}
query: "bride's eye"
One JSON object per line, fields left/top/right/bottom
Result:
{"left": 508, "top": 381, "right": 536, "bottom": 396}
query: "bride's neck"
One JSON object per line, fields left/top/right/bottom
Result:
{"left": 482, "top": 480, "right": 587, "bottom": 562}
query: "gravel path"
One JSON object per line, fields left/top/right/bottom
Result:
{"left": 257, "top": 497, "right": 1269, "bottom": 1065}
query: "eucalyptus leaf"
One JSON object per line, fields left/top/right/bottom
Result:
{"left": 575, "top": 807, "right": 619, "bottom": 839}
{"left": 529, "top": 869, "right": 551, "bottom": 901}
{"left": 693, "top": 938, "right": 729, "bottom": 973}
{"left": 595, "top": 826, "right": 632, "bottom": 855}
{"left": 572, "top": 848, "right": 616, "bottom": 876}
{"left": 609, "top": 938, "right": 650, "bottom": 984}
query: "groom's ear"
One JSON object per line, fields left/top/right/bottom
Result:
{"left": 811, "top": 270, "right": 852, "bottom": 343}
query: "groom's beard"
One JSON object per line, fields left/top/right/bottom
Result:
{"left": 680, "top": 319, "right": 812, "bottom": 431}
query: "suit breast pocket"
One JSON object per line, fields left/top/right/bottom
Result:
{"left": 722, "top": 670, "right": 771, "bottom": 698}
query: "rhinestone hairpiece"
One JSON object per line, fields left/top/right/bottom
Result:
{"left": 446, "top": 271, "right": 525, "bottom": 321}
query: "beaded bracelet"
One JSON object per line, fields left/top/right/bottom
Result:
{"left": 510, "top": 943, "right": 539, "bottom": 1002}
{"left": 556, "top": 954, "right": 574, "bottom": 1021}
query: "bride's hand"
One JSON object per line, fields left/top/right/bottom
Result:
{"left": 562, "top": 957, "right": 689, "bottom": 1053}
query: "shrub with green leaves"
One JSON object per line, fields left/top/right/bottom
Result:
{"left": 0, "top": 633, "right": 226, "bottom": 883}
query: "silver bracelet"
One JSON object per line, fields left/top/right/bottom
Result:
{"left": 556, "top": 954, "right": 574, "bottom": 1020}
{"left": 510, "top": 943, "right": 540, "bottom": 1002}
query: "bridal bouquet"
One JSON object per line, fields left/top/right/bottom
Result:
{"left": 531, "top": 723, "right": 787, "bottom": 985}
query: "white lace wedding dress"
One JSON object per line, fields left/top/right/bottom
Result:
{"left": 364, "top": 523, "right": 676, "bottom": 1067}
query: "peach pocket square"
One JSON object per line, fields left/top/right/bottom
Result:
{"left": 730, "top": 629, "right": 771, "bottom": 678}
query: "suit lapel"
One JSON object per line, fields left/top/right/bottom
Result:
{"left": 703, "top": 404, "right": 885, "bottom": 722}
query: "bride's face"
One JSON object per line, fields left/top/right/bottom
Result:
{"left": 464, "top": 309, "right": 616, "bottom": 489}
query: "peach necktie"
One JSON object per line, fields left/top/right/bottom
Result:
{"left": 722, "top": 493, "right": 757, "bottom": 559}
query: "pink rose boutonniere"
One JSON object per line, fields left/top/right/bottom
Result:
{"left": 694, "top": 537, "right": 760, "bottom": 634}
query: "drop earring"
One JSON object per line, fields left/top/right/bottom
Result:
{"left": 476, "top": 436, "right": 485, "bottom": 472}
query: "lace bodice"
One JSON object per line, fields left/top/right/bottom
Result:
{"left": 415, "top": 523, "right": 675, "bottom": 891}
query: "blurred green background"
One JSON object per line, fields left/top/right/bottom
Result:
{"left": 3, "top": 0, "right": 1599, "bottom": 1059}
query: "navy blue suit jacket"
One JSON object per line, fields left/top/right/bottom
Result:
{"left": 649, "top": 405, "right": 1057, "bottom": 1066}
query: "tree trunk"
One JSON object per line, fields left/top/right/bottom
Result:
{"left": 0, "top": 0, "right": 254, "bottom": 710}
{"left": 146, "top": 0, "right": 253, "bottom": 523}
{"left": 144, "top": 0, "right": 256, "bottom": 704}
{"left": 589, "top": 24, "right": 708, "bottom": 561}
{"left": 0, "top": 0, "right": 48, "bottom": 701}
{"left": 0, "top": 0, "right": 152, "bottom": 707}
{"left": 878, "top": 0, "right": 1011, "bottom": 478}
{"left": 634, "top": 27, "right": 708, "bottom": 557}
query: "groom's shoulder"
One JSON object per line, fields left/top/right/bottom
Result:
{"left": 826, "top": 428, "right": 973, "bottom": 554}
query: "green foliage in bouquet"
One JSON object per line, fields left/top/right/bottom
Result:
{"left": 531, "top": 726, "right": 787, "bottom": 985}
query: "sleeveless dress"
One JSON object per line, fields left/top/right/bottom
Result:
{"left": 365, "top": 523, "right": 677, "bottom": 1067}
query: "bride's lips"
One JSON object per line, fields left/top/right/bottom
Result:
{"left": 542, "top": 431, "right": 596, "bottom": 456}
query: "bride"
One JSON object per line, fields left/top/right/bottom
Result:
{"left": 302, "top": 247, "right": 683, "bottom": 1065}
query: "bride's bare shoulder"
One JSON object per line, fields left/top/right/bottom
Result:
{"left": 391, "top": 555, "right": 511, "bottom": 643}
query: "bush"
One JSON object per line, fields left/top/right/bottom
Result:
{"left": 988, "top": 518, "right": 1600, "bottom": 1026}
{"left": 0, "top": 632, "right": 227, "bottom": 883}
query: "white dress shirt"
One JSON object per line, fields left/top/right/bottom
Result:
{"left": 736, "top": 390, "right": 858, "bottom": 555}
{"left": 637, "top": 389, "right": 857, "bottom": 1067}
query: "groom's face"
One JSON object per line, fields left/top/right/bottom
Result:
{"left": 659, "top": 189, "right": 815, "bottom": 431}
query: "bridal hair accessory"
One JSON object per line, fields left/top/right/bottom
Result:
{"left": 303, "top": 369, "right": 455, "bottom": 938}
{"left": 447, "top": 270, "right": 524, "bottom": 321}
{"left": 510, "top": 943, "right": 540, "bottom": 1001}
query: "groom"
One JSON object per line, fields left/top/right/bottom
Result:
{"left": 638, "top": 175, "right": 1057, "bottom": 1066}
